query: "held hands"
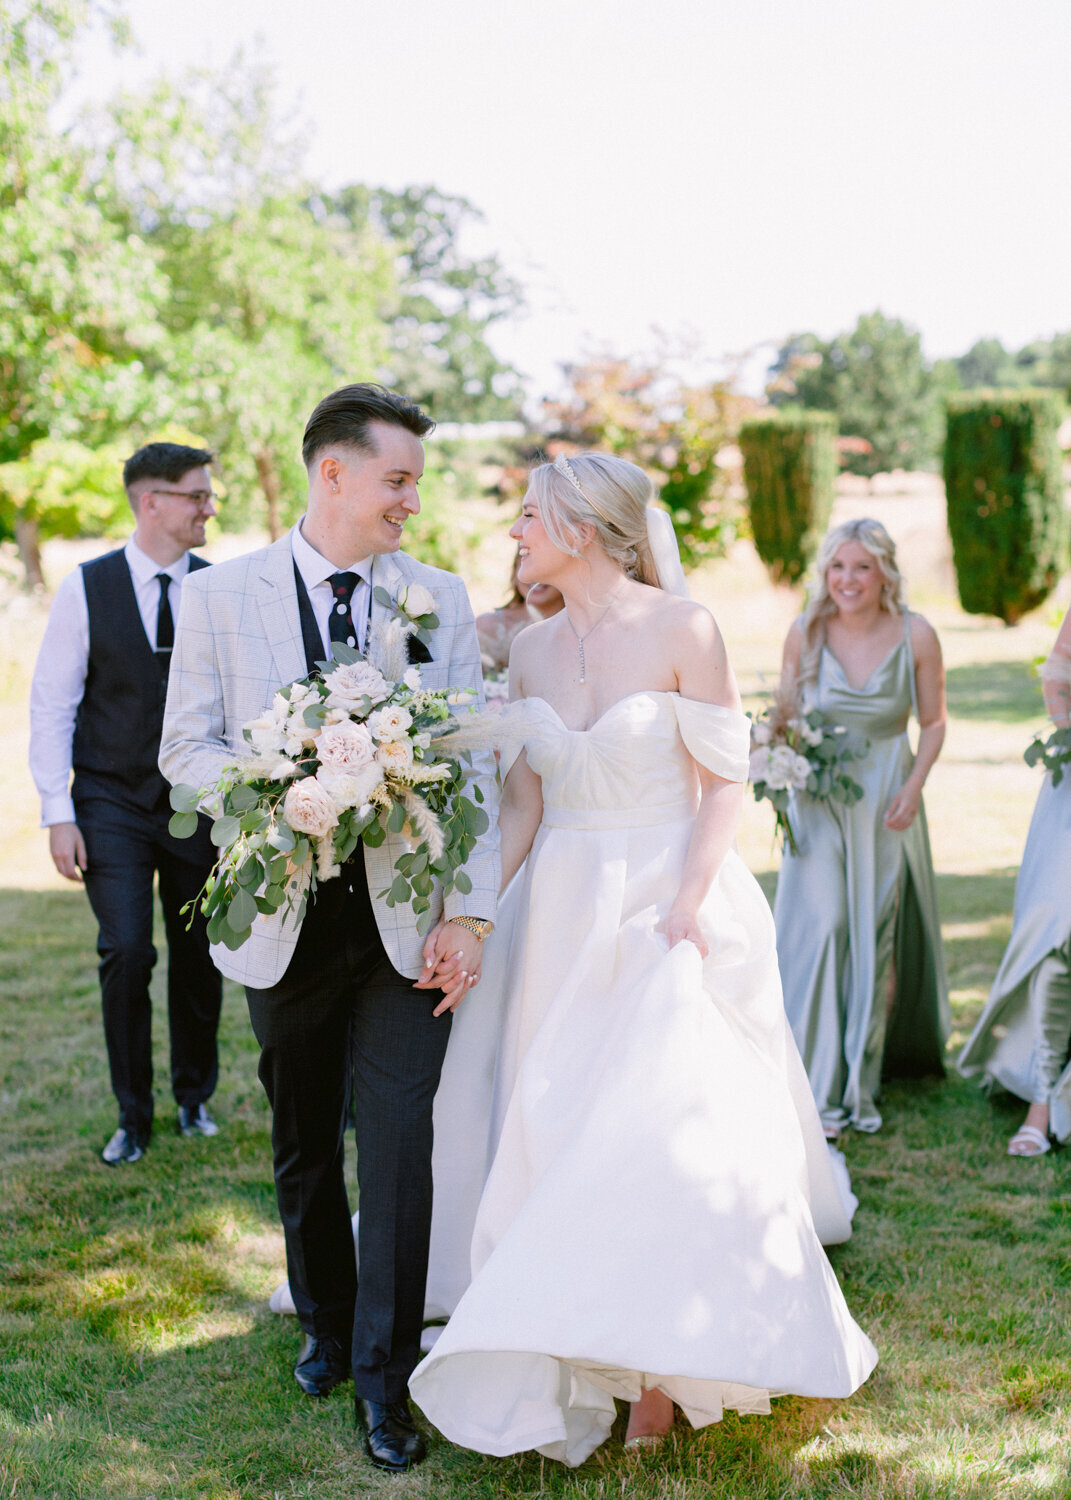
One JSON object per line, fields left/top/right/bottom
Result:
{"left": 49, "top": 822, "right": 87, "bottom": 882}
{"left": 655, "top": 903, "right": 709, "bottom": 960}
{"left": 884, "top": 778, "right": 923, "bottom": 831}
{"left": 414, "top": 919, "right": 485, "bottom": 1016}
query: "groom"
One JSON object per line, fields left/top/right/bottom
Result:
{"left": 159, "top": 384, "right": 499, "bottom": 1472}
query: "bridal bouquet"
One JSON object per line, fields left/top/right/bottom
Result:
{"left": 748, "top": 694, "right": 868, "bottom": 855}
{"left": 1024, "top": 724, "right": 1071, "bottom": 786}
{"left": 169, "top": 606, "right": 489, "bottom": 951}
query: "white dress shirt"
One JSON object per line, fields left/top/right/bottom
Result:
{"left": 29, "top": 538, "right": 193, "bottom": 827}
{"left": 291, "top": 520, "right": 373, "bottom": 655}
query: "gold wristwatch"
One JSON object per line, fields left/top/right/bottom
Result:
{"left": 448, "top": 915, "right": 494, "bottom": 941}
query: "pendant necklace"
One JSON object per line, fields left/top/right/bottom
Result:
{"left": 566, "top": 583, "right": 624, "bottom": 684}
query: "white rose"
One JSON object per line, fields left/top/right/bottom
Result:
{"left": 403, "top": 667, "right": 422, "bottom": 690}
{"left": 283, "top": 777, "right": 339, "bottom": 839}
{"left": 750, "top": 721, "right": 773, "bottom": 747}
{"left": 317, "top": 762, "right": 384, "bottom": 811}
{"left": 765, "top": 744, "right": 798, "bottom": 790}
{"left": 246, "top": 713, "right": 287, "bottom": 756}
{"left": 287, "top": 683, "right": 318, "bottom": 714}
{"left": 368, "top": 704, "right": 413, "bottom": 741}
{"left": 376, "top": 739, "right": 414, "bottom": 773}
{"left": 399, "top": 583, "right": 436, "bottom": 618}
{"left": 317, "top": 719, "right": 376, "bottom": 773}
{"left": 748, "top": 746, "right": 771, "bottom": 783}
{"left": 323, "top": 660, "right": 390, "bottom": 708}
{"left": 790, "top": 753, "right": 813, "bottom": 790}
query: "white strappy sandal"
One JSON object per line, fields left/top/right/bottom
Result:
{"left": 1007, "top": 1124, "right": 1052, "bottom": 1158}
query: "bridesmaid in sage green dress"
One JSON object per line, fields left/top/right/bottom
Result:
{"left": 774, "top": 519, "right": 951, "bottom": 1138}
{"left": 958, "top": 605, "right": 1071, "bottom": 1157}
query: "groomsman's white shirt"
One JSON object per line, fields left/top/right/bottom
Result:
{"left": 29, "top": 538, "right": 194, "bottom": 827}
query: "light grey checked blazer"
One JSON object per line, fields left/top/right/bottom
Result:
{"left": 159, "top": 528, "right": 499, "bottom": 989}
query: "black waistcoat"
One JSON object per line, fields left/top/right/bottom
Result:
{"left": 71, "top": 549, "right": 209, "bottom": 813}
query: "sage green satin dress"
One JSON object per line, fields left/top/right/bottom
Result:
{"left": 774, "top": 616, "right": 950, "bottom": 1134}
{"left": 957, "top": 771, "right": 1071, "bottom": 1140}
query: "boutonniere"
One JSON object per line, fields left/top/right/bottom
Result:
{"left": 374, "top": 583, "right": 439, "bottom": 650}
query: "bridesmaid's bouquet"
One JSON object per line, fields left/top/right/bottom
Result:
{"left": 1024, "top": 725, "right": 1071, "bottom": 786}
{"left": 748, "top": 692, "right": 868, "bottom": 855}
{"left": 169, "top": 614, "right": 489, "bottom": 951}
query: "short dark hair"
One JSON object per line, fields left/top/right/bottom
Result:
{"left": 302, "top": 383, "right": 434, "bottom": 469}
{"left": 123, "top": 442, "right": 214, "bottom": 489}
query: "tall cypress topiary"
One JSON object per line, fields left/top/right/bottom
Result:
{"left": 944, "top": 389, "right": 1068, "bottom": 623}
{"left": 740, "top": 410, "right": 837, "bottom": 585}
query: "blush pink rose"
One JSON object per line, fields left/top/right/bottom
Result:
{"left": 317, "top": 720, "right": 376, "bottom": 773}
{"left": 283, "top": 777, "right": 339, "bottom": 839}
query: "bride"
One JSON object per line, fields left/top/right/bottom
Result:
{"left": 408, "top": 453, "right": 878, "bottom": 1466}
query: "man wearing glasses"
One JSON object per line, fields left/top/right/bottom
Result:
{"left": 29, "top": 443, "right": 224, "bottom": 1165}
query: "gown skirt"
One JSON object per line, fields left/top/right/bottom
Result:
{"left": 410, "top": 692, "right": 878, "bottom": 1466}
{"left": 958, "top": 770, "right": 1071, "bottom": 1139}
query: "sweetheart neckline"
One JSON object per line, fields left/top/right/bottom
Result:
{"left": 525, "top": 690, "right": 677, "bottom": 734}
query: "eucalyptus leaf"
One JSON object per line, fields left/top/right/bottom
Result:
{"left": 169, "top": 784, "right": 202, "bottom": 814}
{"left": 227, "top": 783, "right": 259, "bottom": 811}
{"left": 211, "top": 815, "right": 241, "bottom": 848}
{"left": 227, "top": 888, "right": 259, "bottom": 933}
{"left": 168, "top": 810, "right": 200, "bottom": 840}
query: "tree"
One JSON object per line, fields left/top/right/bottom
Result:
{"left": 769, "top": 313, "right": 940, "bottom": 476}
{"left": 544, "top": 356, "right": 747, "bottom": 569}
{"left": 0, "top": 0, "right": 165, "bottom": 582}
{"left": 953, "top": 338, "right": 1023, "bottom": 390}
{"left": 92, "top": 67, "right": 396, "bottom": 538}
{"left": 322, "top": 184, "right": 525, "bottom": 423}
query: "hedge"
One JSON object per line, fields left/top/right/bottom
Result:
{"left": 739, "top": 410, "right": 837, "bottom": 585}
{"left": 943, "top": 389, "right": 1068, "bottom": 623}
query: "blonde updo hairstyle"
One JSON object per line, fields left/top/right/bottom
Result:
{"left": 527, "top": 452, "right": 661, "bottom": 588}
{"left": 798, "top": 518, "right": 907, "bottom": 689}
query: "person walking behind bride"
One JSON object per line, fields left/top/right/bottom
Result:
{"left": 410, "top": 453, "right": 877, "bottom": 1467}
{"left": 958, "top": 604, "right": 1071, "bottom": 1156}
{"left": 773, "top": 519, "right": 950, "bottom": 1139}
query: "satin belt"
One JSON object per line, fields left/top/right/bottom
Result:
{"left": 541, "top": 801, "right": 694, "bottom": 831}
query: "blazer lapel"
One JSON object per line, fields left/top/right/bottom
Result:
{"left": 257, "top": 531, "right": 308, "bottom": 688}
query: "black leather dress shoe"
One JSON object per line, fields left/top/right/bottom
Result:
{"left": 355, "top": 1398, "right": 427, "bottom": 1472}
{"left": 177, "top": 1103, "right": 219, "bottom": 1138}
{"left": 294, "top": 1333, "right": 349, "bottom": 1397}
{"left": 101, "top": 1128, "right": 146, "bottom": 1165}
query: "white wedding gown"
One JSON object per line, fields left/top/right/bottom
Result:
{"left": 409, "top": 691, "right": 878, "bottom": 1466}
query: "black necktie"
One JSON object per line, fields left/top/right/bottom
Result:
{"left": 328, "top": 571, "right": 362, "bottom": 652}
{"left": 155, "top": 573, "right": 174, "bottom": 653}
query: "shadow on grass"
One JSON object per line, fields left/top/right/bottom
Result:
{"left": 945, "top": 659, "right": 1043, "bottom": 723}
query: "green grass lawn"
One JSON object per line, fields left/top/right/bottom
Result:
{"left": 2, "top": 534, "right": 1070, "bottom": 1498}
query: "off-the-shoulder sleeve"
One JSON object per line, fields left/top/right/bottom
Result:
{"left": 672, "top": 696, "right": 750, "bottom": 782}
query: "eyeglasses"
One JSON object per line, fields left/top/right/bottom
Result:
{"left": 148, "top": 488, "right": 217, "bottom": 509}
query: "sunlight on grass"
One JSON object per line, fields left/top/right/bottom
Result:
{"left": 3, "top": 533, "right": 1071, "bottom": 1497}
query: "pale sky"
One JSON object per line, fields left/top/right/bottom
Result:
{"left": 71, "top": 0, "right": 1071, "bottom": 401}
